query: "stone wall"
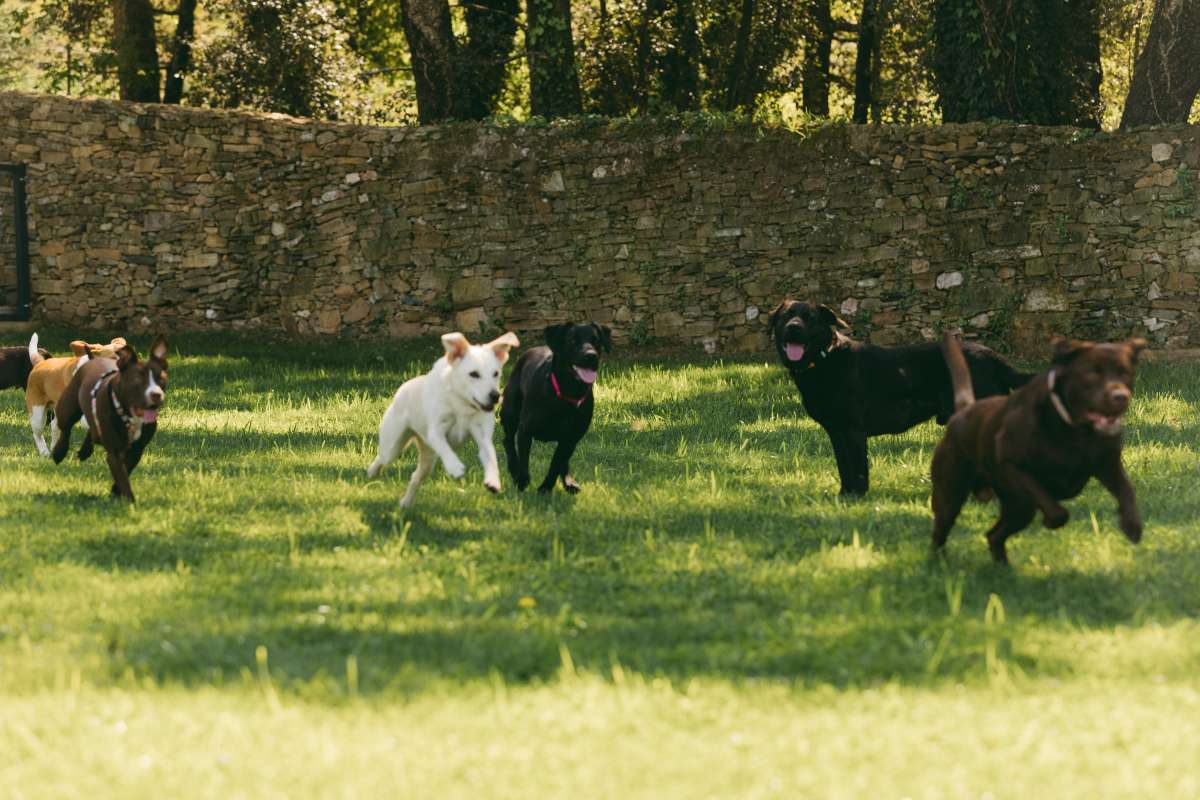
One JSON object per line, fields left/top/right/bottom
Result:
{"left": 1, "top": 90, "right": 1198, "bottom": 354}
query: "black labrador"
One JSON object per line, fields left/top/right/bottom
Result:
{"left": 502, "top": 322, "right": 612, "bottom": 494}
{"left": 768, "top": 299, "right": 1032, "bottom": 496}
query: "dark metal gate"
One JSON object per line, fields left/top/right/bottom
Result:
{"left": 0, "top": 164, "right": 31, "bottom": 321}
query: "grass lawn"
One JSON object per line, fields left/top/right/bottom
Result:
{"left": 2, "top": 331, "right": 1199, "bottom": 798}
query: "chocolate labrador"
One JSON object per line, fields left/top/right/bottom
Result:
{"left": 931, "top": 332, "right": 1145, "bottom": 564}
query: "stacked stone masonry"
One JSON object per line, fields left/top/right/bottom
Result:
{"left": 0, "top": 90, "right": 1197, "bottom": 354}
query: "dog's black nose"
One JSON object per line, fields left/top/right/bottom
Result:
{"left": 578, "top": 350, "right": 600, "bottom": 369}
{"left": 488, "top": 390, "right": 500, "bottom": 405}
{"left": 1108, "top": 387, "right": 1130, "bottom": 411}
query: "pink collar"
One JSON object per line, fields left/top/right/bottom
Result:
{"left": 550, "top": 372, "right": 589, "bottom": 407}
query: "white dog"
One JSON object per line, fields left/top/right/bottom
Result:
{"left": 367, "top": 331, "right": 520, "bottom": 507}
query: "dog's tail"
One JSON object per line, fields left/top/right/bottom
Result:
{"left": 27, "top": 333, "right": 44, "bottom": 366}
{"left": 941, "top": 332, "right": 975, "bottom": 412}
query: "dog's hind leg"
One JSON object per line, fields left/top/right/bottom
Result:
{"left": 30, "top": 404, "right": 51, "bottom": 457}
{"left": 367, "top": 410, "right": 407, "bottom": 479}
{"left": 985, "top": 498, "right": 1035, "bottom": 565}
{"left": 400, "top": 440, "right": 437, "bottom": 508}
{"left": 930, "top": 444, "right": 971, "bottom": 551}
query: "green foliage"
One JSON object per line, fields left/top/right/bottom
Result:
{"left": 932, "top": 0, "right": 1103, "bottom": 126}
{"left": 1167, "top": 163, "right": 1196, "bottom": 219}
{"left": 188, "top": 0, "right": 364, "bottom": 119}
{"left": 574, "top": 0, "right": 809, "bottom": 116}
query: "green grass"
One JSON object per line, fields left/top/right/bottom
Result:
{"left": 2, "top": 332, "right": 1200, "bottom": 798}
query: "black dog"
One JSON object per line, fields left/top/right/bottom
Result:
{"left": 768, "top": 299, "right": 1032, "bottom": 496}
{"left": 0, "top": 333, "right": 51, "bottom": 391}
{"left": 502, "top": 322, "right": 612, "bottom": 493}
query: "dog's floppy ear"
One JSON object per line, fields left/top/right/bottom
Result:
{"left": 818, "top": 303, "right": 851, "bottom": 331}
{"left": 1051, "top": 337, "right": 1093, "bottom": 366}
{"left": 765, "top": 300, "right": 790, "bottom": 340}
{"left": 1125, "top": 337, "right": 1148, "bottom": 362}
{"left": 488, "top": 331, "right": 520, "bottom": 364}
{"left": 116, "top": 344, "right": 139, "bottom": 370}
{"left": 544, "top": 323, "right": 570, "bottom": 353}
{"left": 149, "top": 335, "right": 168, "bottom": 363}
{"left": 592, "top": 323, "right": 613, "bottom": 353}
{"left": 110, "top": 336, "right": 128, "bottom": 352}
{"left": 69, "top": 340, "right": 90, "bottom": 357}
{"left": 441, "top": 332, "right": 471, "bottom": 364}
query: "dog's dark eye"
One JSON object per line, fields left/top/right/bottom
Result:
{"left": 493, "top": 371, "right": 499, "bottom": 377}
{"left": 469, "top": 371, "right": 480, "bottom": 378}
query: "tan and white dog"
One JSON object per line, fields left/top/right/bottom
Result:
{"left": 367, "top": 331, "right": 520, "bottom": 507}
{"left": 26, "top": 334, "right": 127, "bottom": 456}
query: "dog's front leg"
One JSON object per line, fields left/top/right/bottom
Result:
{"left": 424, "top": 428, "right": 466, "bottom": 478}
{"left": 107, "top": 449, "right": 135, "bottom": 502}
{"left": 111, "top": 423, "right": 156, "bottom": 496}
{"left": 513, "top": 429, "right": 534, "bottom": 491}
{"left": 1095, "top": 455, "right": 1142, "bottom": 543}
{"left": 539, "top": 437, "right": 581, "bottom": 494}
{"left": 471, "top": 419, "right": 502, "bottom": 494}
{"left": 828, "top": 428, "right": 868, "bottom": 496}
{"left": 998, "top": 462, "right": 1068, "bottom": 528}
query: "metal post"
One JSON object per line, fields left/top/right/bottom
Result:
{"left": 12, "top": 165, "right": 30, "bottom": 319}
{"left": 0, "top": 164, "right": 31, "bottom": 321}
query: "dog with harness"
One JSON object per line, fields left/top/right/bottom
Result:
{"left": 51, "top": 337, "right": 169, "bottom": 502}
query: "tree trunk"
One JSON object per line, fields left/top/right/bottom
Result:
{"left": 111, "top": 0, "right": 161, "bottom": 103}
{"left": 163, "top": 0, "right": 198, "bottom": 104}
{"left": 527, "top": 0, "right": 582, "bottom": 118}
{"left": 399, "top": 0, "right": 457, "bottom": 123}
{"left": 1121, "top": 0, "right": 1200, "bottom": 127}
{"left": 852, "top": 0, "right": 878, "bottom": 123}
{"left": 1068, "top": 0, "right": 1103, "bottom": 128}
{"left": 662, "top": 0, "right": 701, "bottom": 111}
{"left": 802, "top": 0, "right": 832, "bottom": 116}
{"left": 457, "top": 0, "right": 520, "bottom": 119}
{"left": 723, "top": 0, "right": 756, "bottom": 110}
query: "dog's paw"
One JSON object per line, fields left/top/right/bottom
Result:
{"left": 514, "top": 476, "right": 530, "bottom": 492}
{"left": 365, "top": 463, "right": 381, "bottom": 479}
{"left": 563, "top": 476, "right": 581, "bottom": 494}
{"left": 444, "top": 459, "right": 466, "bottom": 479}
{"left": 1043, "top": 506, "right": 1070, "bottom": 529}
{"left": 1120, "top": 514, "right": 1143, "bottom": 544}
{"left": 484, "top": 479, "right": 501, "bottom": 494}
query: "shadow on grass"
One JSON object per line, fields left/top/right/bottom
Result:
{"left": 89, "top": 502, "right": 1185, "bottom": 696}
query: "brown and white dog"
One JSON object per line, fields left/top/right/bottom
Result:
{"left": 51, "top": 337, "right": 169, "bottom": 502}
{"left": 0, "top": 333, "right": 52, "bottom": 391}
{"left": 26, "top": 335, "right": 128, "bottom": 456}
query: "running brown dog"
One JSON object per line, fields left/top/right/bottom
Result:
{"left": 51, "top": 337, "right": 169, "bottom": 502}
{"left": 931, "top": 332, "right": 1146, "bottom": 564}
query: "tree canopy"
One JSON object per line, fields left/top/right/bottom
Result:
{"left": 1, "top": 0, "right": 1196, "bottom": 127}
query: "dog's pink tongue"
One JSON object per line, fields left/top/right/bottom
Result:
{"left": 785, "top": 343, "right": 806, "bottom": 362}
{"left": 141, "top": 409, "right": 158, "bottom": 423}
{"left": 574, "top": 367, "right": 598, "bottom": 385}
